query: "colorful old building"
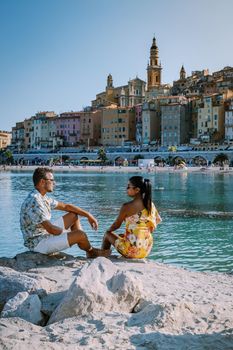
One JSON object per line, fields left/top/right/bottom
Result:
{"left": 55, "top": 112, "right": 81, "bottom": 147}
{"left": 11, "top": 122, "right": 25, "bottom": 151}
{"left": 0, "top": 131, "right": 12, "bottom": 149}
{"left": 80, "top": 109, "right": 102, "bottom": 147}
{"left": 197, "top": 94, "right": 225, "bottom": 143}
{"left": 142, "top": 101, "right": 161, "bottom": 145}
{"left": 92, "top": 75, "right": 146, "bottom": 109}
{"left": 31, "top": 112, "right": 57, "bottom": 149}
{"left": 135, "top": 104, "right": 143, "bottom": 144}
{"left": 225, "top": 100, "right": 233, "bottom": 142}
{"left": 160, "top": 96, "right": 189, "bottom": 146}
{"left": 101, "top": 107, "right": 135, "bottom": 146}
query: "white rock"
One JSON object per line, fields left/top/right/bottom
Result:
{"left": 0, "top": 266, "right": 53, "bottom": 306}
{"left": 1, "top": 253, "right": 233, "bottom": 349}
{"left": 1, "top": 291, "right": 43, "bottom": 325}
{"left": 49, "top": 257, "right": 143, "bottom": 324}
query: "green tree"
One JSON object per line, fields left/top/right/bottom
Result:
{"left": 213, "top": 153, "right": 228, "bottom": 167}
{"left": 98, "top": 148, "right": 108, "bottom": 164}
{"left": 133, "top": 154, "right": 144, "bottom": 160}
{"left": 62, "top": 155, "right": 70, "bottom": 163}
{"left": 3, "top": 149, "right": 13, "bottom": 164}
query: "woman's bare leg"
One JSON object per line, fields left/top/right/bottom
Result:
{"left": 102, "top": 231, "right": 119, "bottom": 250}
{"left": 63, "top": 213, "right": 110, "bottom": 257}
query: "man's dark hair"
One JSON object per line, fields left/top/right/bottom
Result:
{"left": 33, "top": 167, "right": 54, "bottom": 186}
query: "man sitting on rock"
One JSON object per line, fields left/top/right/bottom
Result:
{"left": 20, "top": 167, "right": 109, "bottom": 258}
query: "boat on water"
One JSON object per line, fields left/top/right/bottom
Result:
{"left": 155, "top": 186, "right": 165, "bottom": 190}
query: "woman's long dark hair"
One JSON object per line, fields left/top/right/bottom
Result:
{"left": 129, "top": 176, "right": 152, "bottom": 214}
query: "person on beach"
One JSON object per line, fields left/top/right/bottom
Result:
{"left": 102, "top": 176, "right": 162, "bottom": 259}
{"left": 20, "top": 167, "right": 110, "bottom": 258}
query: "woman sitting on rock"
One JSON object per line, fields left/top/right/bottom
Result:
{"left": 102, "top": 176, "right": 161, "bottom": 259}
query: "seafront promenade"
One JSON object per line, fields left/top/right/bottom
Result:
{"left": 1, "top": 157, "right": 233, "bottom": 174}
{"left": 10, "top": 149, "right": 233, "bottom": 167}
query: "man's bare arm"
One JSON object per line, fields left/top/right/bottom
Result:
{"left": 41, "top": 220, "right": 63, "bottom": 235}
{"left": 55, "top": 202, "right": 98, "bottom": 230}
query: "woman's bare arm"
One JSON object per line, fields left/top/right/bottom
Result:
{"left": 107, "top": 204, "right": 128, "bottom": 232}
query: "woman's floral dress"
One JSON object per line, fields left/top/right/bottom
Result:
{"left": 115, "top": 203, "right": 161, "bottom": 259}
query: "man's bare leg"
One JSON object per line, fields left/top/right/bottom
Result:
{"left": 63, "top": 213, "right": 110, "bottom": 257}
{"left": 62, "top": 212, "right": 82, "bottom": 231}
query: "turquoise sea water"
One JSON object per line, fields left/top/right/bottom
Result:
{"left": 0, "top": 170, "right": 233, "bottom": 273}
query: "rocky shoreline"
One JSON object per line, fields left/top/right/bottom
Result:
{"left": 0, "top": 252, "right": 233, "bottom": 349}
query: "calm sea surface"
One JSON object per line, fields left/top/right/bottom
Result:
{"left": 0, "top": 170, "right": 233, "bottom": 273}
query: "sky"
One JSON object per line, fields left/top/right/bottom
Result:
{"left": 0, "top": 0, "right": 233, "bottom": 131}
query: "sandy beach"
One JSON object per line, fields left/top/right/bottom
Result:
{"left": 1, "top": 164, "right": 232, "bottom": 174}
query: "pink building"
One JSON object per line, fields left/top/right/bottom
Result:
{"left": 54, "top": 112, "right": 81, "bottom": 146}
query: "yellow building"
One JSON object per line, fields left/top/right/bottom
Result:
{"left": 0, "top": 131, "right": 11, "bottom": 149}
{"left": 24, "top": 118, "right": 34, "bottom": 150}
{"left": 101, "top": 107, "right": 135, "bottom": 146}
{"left": 197, "top": 93, "right": 226, "bottom": 142}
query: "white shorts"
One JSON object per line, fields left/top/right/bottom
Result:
{"left": 33, "top": 217, "right": 70, "bottom": 255}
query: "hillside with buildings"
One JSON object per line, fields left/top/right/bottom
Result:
{"left": 2, "top": 38, "right": 233, "bottom": 154}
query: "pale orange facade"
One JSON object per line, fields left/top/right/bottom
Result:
{"left": 80, "top": 110, "right": 102, "bottom": 147}
{"left": 0, "top": 131, "right": 11, "bottom": 149}
{"left": 101, "top": 107, "right": 135, "bottom": 146}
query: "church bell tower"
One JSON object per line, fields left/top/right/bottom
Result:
{"left": 106, "top": 74, "right": 113, "bottom": 89}
{"left": 180, "top": 65, "right": 186, "bottom": 80}
{"left": 147, "top": 37, "right": 162, "bottom": 91}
